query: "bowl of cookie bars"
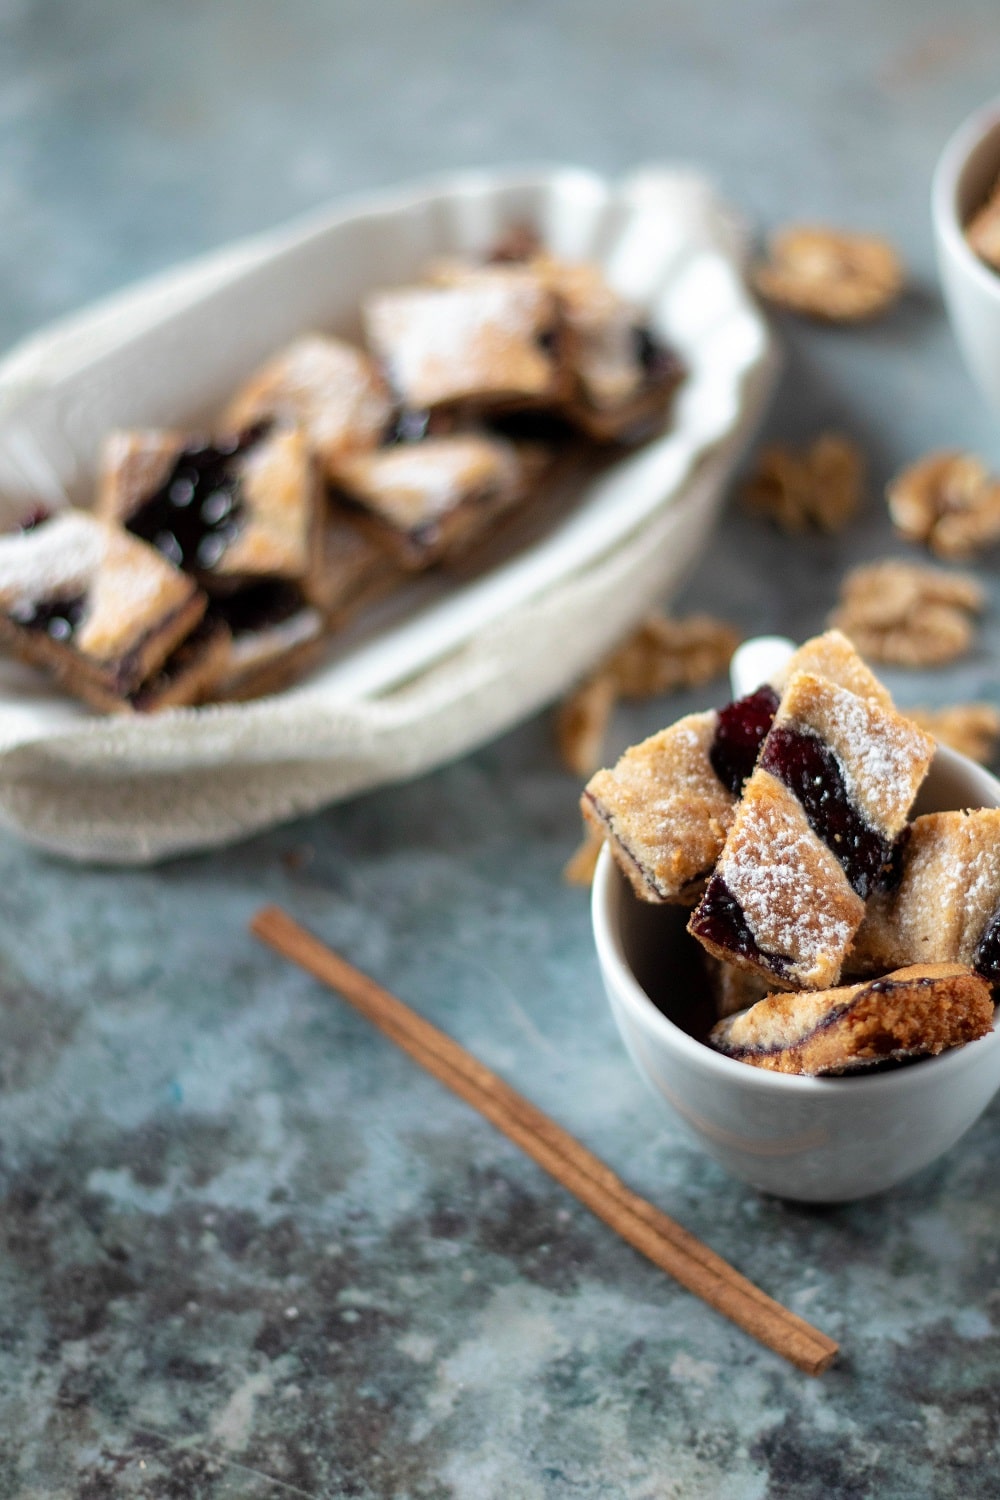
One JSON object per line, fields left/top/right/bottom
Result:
{"left": 589, "top": 631, "right": 1000, "bottom": 1202}
{"left": 0, "top": 166, "right": 774, "bottom": 862}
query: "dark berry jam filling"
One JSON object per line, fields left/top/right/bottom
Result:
{"left": 214, "top": 580, "right": 305, "bottom": 638}
{"left": 487, "top": 408, "right": 577, "bottom": 445}
{"left": 11, "top": 594, "right": 87, "bottom": 643}
{"left": 709, "top": 685, "right": 780, "bottom": 796}
{"left": 125, "top": 424, "right": 269, "bottom": 573}
{"left": 973, "top": 903, "right": 1000, "bottom": 983}
{"left": 632, "top": 326, "right": 685, "bottom": 385}
{"left": 760, "top": 725, "right": 892, "bottom": 899}
{"left": 688, "top": 873, "right": 791, "bottom": 979}
{"left": 382, "top": 408, "right": 455, "bottom": 446}
{"left": 18, "top": 505, "right": 53, "bottom": 533}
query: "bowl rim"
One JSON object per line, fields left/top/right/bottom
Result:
{"left": 932, "top": 93, "right": 1000, "bottom": 302}
{"left": 591, "top": 741, "right": 1000, "bottom": 1098}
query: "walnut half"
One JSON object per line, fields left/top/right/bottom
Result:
{"left": 887, "top": 450, "right": 1000, "bottom": 560}
{"left": 829, "top": 559, "right": 984, "bottom": 666}
{"left": 752, "top": 225, "right": 904, "bottom": 322}
{"left": 743, "top": 433, "right": 864, "bottom": 533}
{"left": 556, "top": 612, "right": 741, "bottom": 776}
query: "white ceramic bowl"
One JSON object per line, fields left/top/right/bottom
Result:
{"left": 933, "top": 97, "right": 1000, "bottom": 414}
{"left": 592, "top": 734, "right": 1000, "bottom": 1204}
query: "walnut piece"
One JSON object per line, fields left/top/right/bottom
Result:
{"left": 829, "top": 560, "right": 984, "bottom": 666}
{"left": 967, "top": 178, "right": 1000, "bottom": 272}
{"left": 752, "top": 225, "right": 904, "bottom": 322}
{"left": 743, "top": 433, "right": 864, "bottom": 533}
{"left": 563, "top": 827, "right": 604, "bottom": 886}
{"left": 601, "top": 613, "right": 741, "bottom": 698}
{"left": 556, "top": 671, "right": 617, "bottom": 777}
{"left": 906, "top": 704, "right": 1000, "bottom": 766}
{"left": 887, "top": 450, "right": 1000, "bottom": 559}
{"left": 555, "top": 613, "right": 740, "bottom": 776}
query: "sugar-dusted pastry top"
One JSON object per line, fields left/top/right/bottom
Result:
{"left": 98, "top": 422, "right": 320, "bottom": 583}
{"left": 689, "top": 669, "right": 935, "bottom": 989}
{"left": 0, "top": 510, "right": 204, "bottom": 699}
{"left": 583, "top": 709, "right": 735, "bottom": 904}
{"left": 222, "top": 335, "right": 392, "bottom": 478}
{"left": 364, "top": 267, "right": 564, "bottom": 411}
{"left": 334, "top": 434, "right": 524, "bottom": 566}
{"left": 850, "top": 809, "right": 1000, "bottom": 983}
{"left": 583, "top": 630, "right": 892, "bottom": 908}
{"left": 708, "top": 963, "right": 993, "bottom": 1075}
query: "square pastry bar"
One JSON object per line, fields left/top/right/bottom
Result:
{"left": 0, "top": 511, "right": 206, "bottom": 710}
{"left": 425, "top": 251, "right": 686, "bottom": 441}
{"left": 582, "top": 630, "right": 890, "bottom": 906}
{"left": 332, "top": 434, "right": 527, "bottom": 569}
{"left": 364, "top": 265, "right": 568, "bottom": 418}
{"left": 97, "top": 421, "right": 320, "bottom": 587}
{"left": 850, "top": 809, "right": 1000, "bottom": 984}
{"left": 688, "top": 668, "right": 935, "bottom": 990}
{"left": 222, "top": 335, "right": 393, "bottom": 482}
{"left": 708, "top": 964, "right": 993, "bottom": 1076}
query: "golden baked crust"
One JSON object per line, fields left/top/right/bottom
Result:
{"left": 334, "top": 435, "right": 525, "bottom": 568}
{"left": 709, "top": 963, "right": 993, "bottom": 1075}
{"left": 364, "top": 269, "right": 564, "bottom": 412}
{"left": 688, "top": 670, "right": 934, "bottom": 989}
{"left": 582, "top": 710, "right": 733, "bottom": 905}
{"left": 302, "top": 505, "right": 403, "bottom": 625}
{"left": 209, "top": 586, "right": 326, "bottom": 702}
{"left": 0, "top": 511, "right": 205, "bottom": 698}
{"left": 582, "top": 630, "right": 896, "bottom": 910}
{"left": 90, "top": 615, "right": 232, "bottom": 714}
{"left": 222, "top": 336, "right": 392, "bottom": 478}
{"left": 697, "top": 767, "right": 866, "bottom": 989}
{"left": 98, "top": 423, "right": 322, "bottom": 585}
{"left": 850, "top": 810, "right": 1000, "bottom": 978}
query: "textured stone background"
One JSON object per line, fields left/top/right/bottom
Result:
{"left": 2, "top": 1, "right": 1000, "bottom": 1495}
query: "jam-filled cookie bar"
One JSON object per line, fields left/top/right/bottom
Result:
{"left": 0, "top": 510, "right": 206, "bottom": 709}
{"left": 222, "top": 335, "right": 392, "bottom": 481}
{"left": 364, "top": 267, "right": 565, "bottom": 415}
{"left": 98, "top": 421, "right": 320, "bottom": 587}
{"left": 582, "top": 630, "right": 891, "bottom": 906}
{"left": 850, "top": 808, "right": 1000, "bottom": 984}
{"left": 708, "top": 963, "right": 993, "bottom": 1075}
{"left": 333, "top": 434, "right": 526, "bottom": 569}
{"left": 689, "top": 668, "right": 935, "bottom": 989}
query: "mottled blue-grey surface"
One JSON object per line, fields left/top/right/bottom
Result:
{"left": 3, "top": 1, "right": 1000, "bottom": 1495}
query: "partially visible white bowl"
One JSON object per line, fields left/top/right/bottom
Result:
{"left": 592, "top": 741, "right": 1000, "bottom": 1204}
{"left": 933, "top": 97, "right": 1000, "bottom": 414}
{"left": 0, "top": 165, "right": 775, "bottom": 863}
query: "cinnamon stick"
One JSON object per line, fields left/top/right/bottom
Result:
{"left": 251, "top": 904, "right": 839, "bottom": 1376}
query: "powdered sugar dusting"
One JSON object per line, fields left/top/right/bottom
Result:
{"left": 366, "top": 274, "right": 551, "bottom": 405}
{"left": 720, "top": 776, "right": 861, "bottom": 983}
{"left": 0, "top": 512, "right": 106, "bottom": 608}
{"left": 816, "top": 682, "right": 930, "bottom": 823}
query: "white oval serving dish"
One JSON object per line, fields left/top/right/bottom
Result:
{"left": 0, "top": 165, "right": 775, "bottom": 863}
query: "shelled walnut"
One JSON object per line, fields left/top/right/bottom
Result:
{"left": 829, "top": 560, "right": 984, "bottom": 666}
{"left": 743, "top": 433, "right": 864, "bottom": 533}
{"left": 752, "top": 226, "right": 903, "bottom": 322}
{"left": 887, "top": 451, "right": 1000, "bottom": 559}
